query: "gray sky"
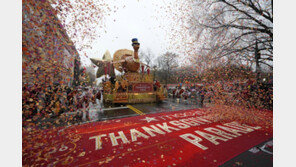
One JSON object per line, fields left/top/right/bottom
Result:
{"left": 80, "top": 0, "right": 181, "bottom": 66}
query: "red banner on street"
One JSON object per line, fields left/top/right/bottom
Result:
{"left": 23, "top": 108, "right": 272, "bottom": 166}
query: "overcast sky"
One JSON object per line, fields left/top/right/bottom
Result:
{"left": 81, "top": 0, "right": 180, "bottom": 65}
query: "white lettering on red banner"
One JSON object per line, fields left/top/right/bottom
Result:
{"left": 89, "top": 114, "right": 261, "bottom": 151}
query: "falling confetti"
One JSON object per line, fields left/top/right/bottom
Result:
{"left": 22, "top": 0, "right": 272, "bottom": 166}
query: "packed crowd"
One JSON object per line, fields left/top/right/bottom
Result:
{"left": 22, "top": 79, "right": 164, "bottom": 122}
{"left": 168, "top": 80, "right": 273, "bottom": 109}
{"left": 22, "top": 79, "right": 272, "bottom": 125}
{"left": 22, "top": 83, "right": 102, "bottom": 121}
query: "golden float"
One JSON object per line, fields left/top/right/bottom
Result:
{"left": 90, "top": 38, "right": 166, "bottom": 105}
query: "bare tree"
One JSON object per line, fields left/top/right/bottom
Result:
{"left": 156, "top": 52, "right": 179, "bottom": 85}
{"left": 139, "top": 48, "right": 154, "bottom": 68}
{"left": 189, "top": 0, "right": 273, "bottom": 70}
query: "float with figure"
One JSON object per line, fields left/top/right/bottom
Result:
{"left": 90, "top": 38, "right": 166, "bottom": 105}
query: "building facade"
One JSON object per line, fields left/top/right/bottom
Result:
{"left": 22, "top": 0, "right": 80, "bottom": 88}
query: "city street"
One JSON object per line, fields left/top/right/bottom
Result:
{"left": 25, "top": 98, "right": 202, "bottom": 128}
{"left": 22, "top": 99, "right": 273, "bottom": 166}
{"left": 20, "top": 0, "right": 274, "bottom": 166}
{"left": 91, "top": 98, "right": 202, "bottom": 121}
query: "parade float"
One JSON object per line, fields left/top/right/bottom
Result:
{"left": 90, "top": 38, "right": 166, "bottom": 105}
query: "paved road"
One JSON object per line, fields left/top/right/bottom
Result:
{"left": 97, "top": 98, "right": 201, "bottom": 120}
{"left": 25, "top": 98, "right": 202, "bottom": 129}
{"left": 23, "top": 99, "right": 273, "bottom": 166}
{"left": 220, "top": 138, "right": 273, "bottom": 167}
{"left": 23, "top": 107, "right": 273, "bottom": 167}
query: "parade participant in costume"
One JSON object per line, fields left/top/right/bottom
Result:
{"left": 121, "top": 79, "right": 128, "bottom": 92}
{"left": 115, "top": 81, "right": 120, "bottom": 92}
{"left": 163, "top": 85, "right": 168, "bottom": 97}
{"left": 178, "top": 88, "right": 185, "bottom": 98}
{"left": 96, "top": 89, "right": 101, "bottom": 101}
{"left": 173, "top": 86, "right": 177, "bottom": 99}
{"left": 155, "top": 80, "right": 161, "bottom": 89}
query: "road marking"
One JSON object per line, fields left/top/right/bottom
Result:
{"left": 127, "top": 105, "right": 145, "bottom": 115}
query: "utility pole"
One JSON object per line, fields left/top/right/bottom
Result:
{"left": 255, "top": 40, "right": 261, "bottom": 84}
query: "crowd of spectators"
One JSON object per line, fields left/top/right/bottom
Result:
{"left": 168, "top": 79, "right": 272, "bottom": 109}
{"left": 22, "top": 83, "right": 102, "bottom": 122}
{"left": 169, "top": 84, "right": 209, "bottom": 107}
{"left": 22, "top": 79, "right": 272, "bottom": 126}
